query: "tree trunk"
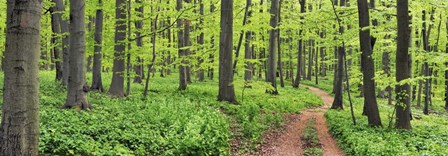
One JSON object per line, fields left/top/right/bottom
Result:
{"left": 177, "top": 0, "right": 188, "bottom": 90}
{"left": 445, "top": 18, "right": 448, "bottom": 111}
{"left": 218, "top": 0, "right": 237, "bottom": 103}
{"left": 197, "top": 0, "right": 205, "bottom": 81}
{"left": 357, "top": 0, "right": 382, "bottom": 126}
{"left": 50, "top": 4, "right": 63, "bottom": 81}
{"left": 126, "top": 0, "right": 132, "bottom": 96}
{"left": 293, "top": 0, "right": 305, "bottom": 88}
{"left": 64, "top": 0, "right": 90, "bottom": 109}
{"left": 331, "top": 0, "right": 345, "bottom": 109}
{"left": 134, "top": 0, "right": 144, "bottom": 83}
{"left": 53, "top": 0, "right": 70, "bottom": 86}
{"left": 278, "top": 0, "right": 284, "bottom": 87}
{"left": 91, "top": 0, "right": 104, "bottom": 92}
{"left": 267, "top": 0, "right": 279, "bottom": 94}
{"left": 395, "top": 0, "right": 411, "bottom": 129}
{"left": 109, "top": 0, "right": 127, "bottom": 97}
{"left": 0, "top": 0, "right": 41, "bottom": 154}
{"left": 307, "top": 40, "right": 313, "bottom": 80}
{"left": 244, "top": 0, "right": 253, "bottom": 82}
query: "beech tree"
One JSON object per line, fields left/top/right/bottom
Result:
{"left": 395, "top": 0, "right": 412, "bottom": 129}
{"left": 217, "top": 0, "right": 237, "bottom": 103}
{"left": 266, "top": 0, "right": 279, "bottom": 94}
{"left": 64, "top": 0, "right": 90, "bottom": 109}
{"left": 0, "top": 0, "right": 42, "bottom": 154}
{"left": 91, "top": 0, "right": 105, "bottom": 92}
{"left": 109, "top": 0, "right": 127, "bottom": 96}
{"left": 357, "top": 0, "right": 381, "bottom": 126}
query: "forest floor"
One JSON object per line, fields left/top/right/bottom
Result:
{"left": 254, "top": 85, "right": 345, "bottom": 156}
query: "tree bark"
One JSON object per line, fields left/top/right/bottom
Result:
{"left": 293, "top": 0, "right": 305, "bottom": 88}
{"left": 53, "top": 0, "right": 70, "bottom": 85}
{"left": 244, "top": 0, "right": 253, "bottom": 82}
{"left": 445, "top": 18, "right": 448, "bottom": 111}
{"left": 134, "top": 0, "right": 144, "bottom": 83}
{"left": 197, "top": 0, "right": 205, "bottom": 81}
{"left": 91, "top": 0, "right": 104, "bottom": 92}
{"left": 64, "top": 0, "right": 90, "bottom": 109}
{"left": 357, "top": 0, "right": 382, "bottom": 126}
{"left": 50, "top": 3, "right": 63, "bottom": 81}
{"left": 0, "top": 0, "right": 42, "bottom": 154}
{"left": 267, "top": 0, "right": 279, "bottom": 94}
{"left": 218, "top": 0, "right": 237, "bottom": 103}
{"left": 109, "top": 0, "right": 127, "bottom": 97}
{"left": 177, "top": 0, "right": 188, "bottom": 90}
{"left": 395, "top": 0, "right": 411, "bottom": 129}
{"left": 331, "top": 0, "right": 345, "bottom": 109}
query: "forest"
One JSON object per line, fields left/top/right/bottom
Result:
{"left": 1, "top": 0, "right": 448, "bottom": 155}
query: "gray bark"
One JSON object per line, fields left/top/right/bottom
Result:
{"left": 217, "top": 0, "right": 237, "bottom": 103}
{"left": 64, "top": 0, "right": 90, "bottom": 109}
{"left": 0, "top": 0, "right": 42, "bottom": 154}
{"left": 109, "top": 0, "right": 127, "bottom": 97}
{"left": 266, "top": 0, "right": 279, "bottom": 94}
{"left": 91, "top": 0, "right": 104, "bottom": 92}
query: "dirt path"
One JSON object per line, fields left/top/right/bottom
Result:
{"left": 256, "top": 85, "right": 344, "bottom": 156}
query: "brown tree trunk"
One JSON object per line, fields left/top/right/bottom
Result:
{"left": 395, "top": 0, "right": 411, "bottom": 129}
{"left": 331, "top": 0, "right": 345, "bottom": 109}
{"left": 197, "top": 0, "right": 205, "bottom": 81}
{"left": 64, "top": 0, "right": 90, "bottom": 109}
{"left": 177, "top": 0, "right": 188, "bottom": 90}
{"left": 445, "top": 18, "right": 448, "bottom": 111}
{"left": 126, "top": 0, "right": 132, "bottom": 96}
{"left": 218, "top": 0, "right": 237, "bottom": 103}
{"left": 109, "top": 0, "right": 127, "bottom": 97}
{"left": 0, "top": 0, "right": 41, "bottom": 154}
{"left": 357, "top": 0, "right": 381, "bottom": 126}
{"left": 244, "top": 0, "right": 253, "bottom": 82}
{"left": 91, "top": 0, "right": 104, "bottom": 92}
{"left": 53, "top": 0, "right": 70, "bottom": 86}
{"left": 134, "top": 0, "right": 144, "bottom": 83}
{"left": 50, "top": 4, "right": 63, "bottom": 81}
{"left": 293, "top": 0, "right": 305, "bottom": 88}
{"left": 267, "top": 0, "right": 279, "bottom": 94}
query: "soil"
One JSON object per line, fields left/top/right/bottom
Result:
{"left": 254, "top": 85, "right": 345, "bottom": 156}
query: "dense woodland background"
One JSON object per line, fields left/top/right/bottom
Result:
{"left": 1, "top": 0, "right": 448, "bottom": 155}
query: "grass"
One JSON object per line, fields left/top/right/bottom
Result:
{"left": 302, "top": 76, "right": 448, "bottom": 155}
{"left": 302, "top": 118, "right": 323, "bottom": 156}
{"left": 0, "top": 70, "right": 322, "bottom": 155}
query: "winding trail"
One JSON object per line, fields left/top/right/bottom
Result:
{"left": 256, "top": 85, "right": 344, "bottom": 156}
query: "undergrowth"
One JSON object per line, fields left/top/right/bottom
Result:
{"left": 0, "top": 71, "right": 322, "bottom": 155}
{"left": 303, "top": 77, "right": 448, "bottom": 155}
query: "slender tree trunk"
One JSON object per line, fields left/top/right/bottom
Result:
{"left": 331, "top": 0, "right": 346, "bottom": 109}
{"left": 357, "top": 0, "right": 381, "bottom": 126}
{"left": 244, "top": 0, "right": 253, "bottom": 82}
{"left": 395, "top": 0, "right": 411, "bottom": 129}
{"left": 0, "top": 0, "right": 42, "bottom": 154}
{"left": 267, "top": 0, "right": 279, "bottom": 94}
{"left": 109, "top": 0, "right": 127, "bottom": 97}
{"left": 218, "top": 0, "right": 237, "bottom": 103}
{"left": 53, "top": 0, "right": 70, "bottom": 85}
{"left": 126, "top": 0, "right": 132, "bottom": 96}
{"left": 64, "top": 0, "right": 90, "bottom": 109}
{"left": 445, "top": 18, "right": 448, "bottom": 111}
{"left": 91, "top": 0, "right": 104, "bottom": 92}
{"left": 50, "top": 4, "right": 63, "bottom": 81}
{"left": 278, "top": 0, "right": 285, "bottom": 88}
{"left": 293, "top": 0, "right": 306, "bottom": 88}
{"left": 307, "top": 40, "right": 313, "bottom": 80}
{"left": 177, "top": 0, "right": 188, "bottom": 90}
{"left": 197, "top": 0, "right": 205, "bottom": 81}
{"left": 233, "top": 0, "right": 252, "bottom": 73}
{"left": 134, "top": 0, "right": 144, "bottom": 83}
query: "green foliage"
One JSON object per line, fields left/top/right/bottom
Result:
{"left": 302, "top": 119, "right": 322, "bottom": 156}
{"left": 310, "top": 76, "right": 448, "bottom": 155}
{"left": 0, "top": 71, "right": 323, "bottom": 155}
